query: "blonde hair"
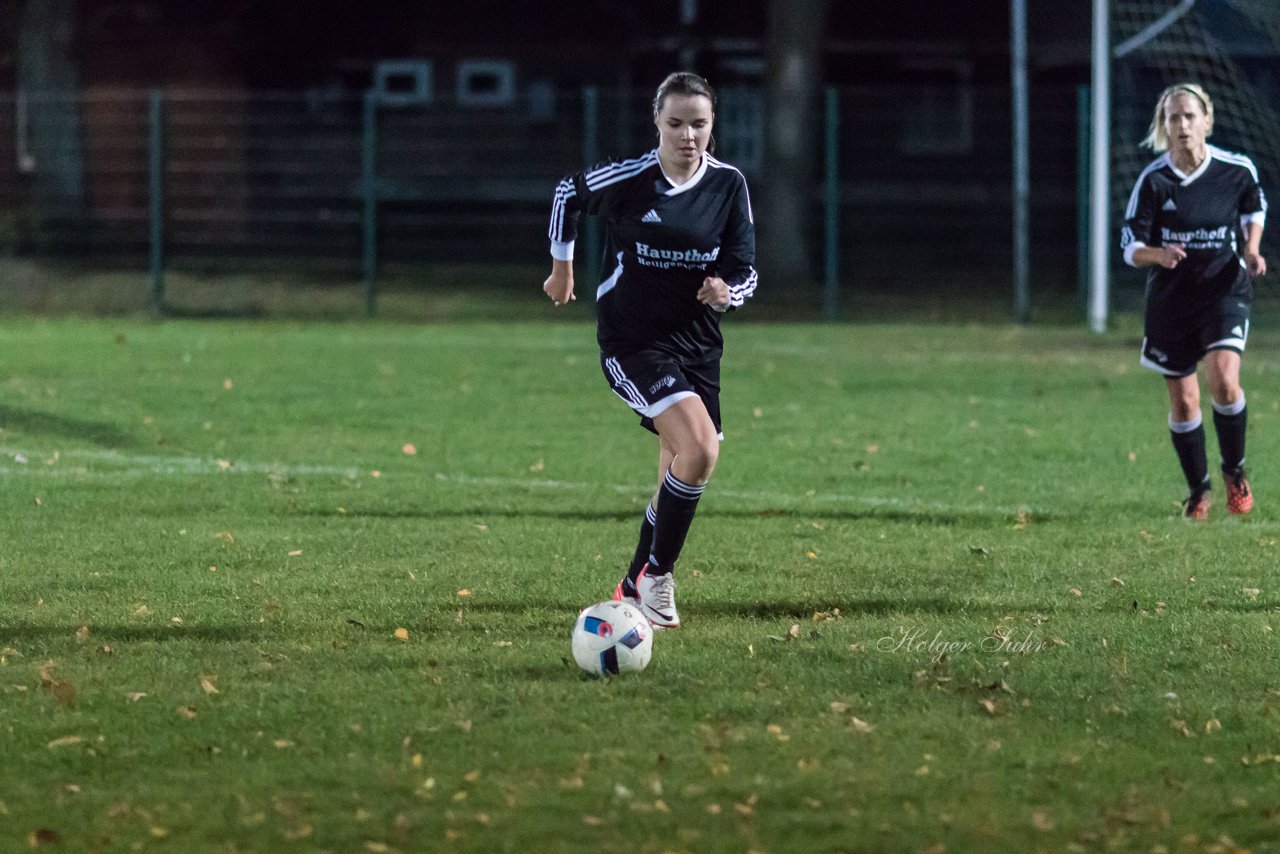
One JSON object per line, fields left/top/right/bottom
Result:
{"left": 1142, "top": 83, "right": 1214, "bottom": 151}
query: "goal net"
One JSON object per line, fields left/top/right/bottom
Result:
{"left": 1110, "top": 0, "right": 1280, "bottom": 301}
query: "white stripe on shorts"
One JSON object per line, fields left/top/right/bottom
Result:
{"left": 604, "top": 356, "right": 647, "bottom": 409}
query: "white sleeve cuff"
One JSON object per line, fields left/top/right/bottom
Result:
{"left": 550, "top": 240, "right": 575, "bottom": 261}
{"left": 1123, "top": 241, "right": 1146, "bottom": 267}
{"left": 1243, "top": 211, "right": 1266, "bottom": 229}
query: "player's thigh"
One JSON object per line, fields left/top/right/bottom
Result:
{"left": 652, "top": 396, "right": 720, "bottom": 474}
{"left": 679, "top": 359, "right": 723, "bottom": 438}
{"left": 1199, "top": 300, "right": 1248, "bottom": 400}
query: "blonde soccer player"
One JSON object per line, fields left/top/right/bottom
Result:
{"left": 1122, "top": 83, "right": 1267, "bottom": 518}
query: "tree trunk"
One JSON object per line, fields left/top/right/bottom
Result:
{"left": 762, "top": 0, "right": 829, "bottom": 286}
{"left": 18, "top": 0, "right": 87, "bottom": 236}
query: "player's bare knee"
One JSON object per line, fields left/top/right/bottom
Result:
{"left": 1167, "top": 383, "right": 1199, "bottom": 419}
{"left": 1210, "top": 381, "right": 1242, "bottom": 408}
{"left": 1170, "top": 400, "right": 1199, "bottom": 422}
{"left": 698, "top": 439, "right": 720, "bottom": 479}
{"left": 674, "top": 439, "right": 718, "bottom": 483}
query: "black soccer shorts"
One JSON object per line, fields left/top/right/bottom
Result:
{"left": 600, "top": 350, "right": 722, "bottom": 437}
{"left": 1140, "top": 295, "right": 1250, "bottom": 378}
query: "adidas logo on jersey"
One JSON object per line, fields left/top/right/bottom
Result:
{"left": 1162, "top": 198, "right": 1178, "bottom": 211}
{"left": 1232, "top": 325, "right": 1244, "bottom": 337}
{"left": 641, "top": 209, "right": 662, "bottom": 223}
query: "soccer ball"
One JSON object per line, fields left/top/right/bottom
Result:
{"left": 571, "top": 600, "right": 653, "bottom": 676}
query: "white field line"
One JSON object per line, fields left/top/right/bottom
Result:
{"left": 0, "top": 446, "right": 359, "bottom": 479}
{"left": 0, "top": 445, "right": 1049, "bottom": 515}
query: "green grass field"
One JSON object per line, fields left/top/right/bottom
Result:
{"left": 3, "top": 308, "right": 1280, "bottom": 853}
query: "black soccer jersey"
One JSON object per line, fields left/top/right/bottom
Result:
{"left": 1121, "top": 145, "right": 1268, "bottom": 310}
{"left": 548, "top": 149, "right": 757, "bottom": 360}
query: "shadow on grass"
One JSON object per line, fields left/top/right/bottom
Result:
{"left": 0, "top": 405, "right": 135, "bottom": 448}
{"left": 453, "top": 597, "right": 1050, "bottom": 619}
{"left": 160, "top": 304, "right": 266, "bottom": 320}
{"left": 298, "top": 506, "right": 1061, "bottom": 526}
{"left": 1, "top": 621, "right": 444, "bottom": 645}
{"left": 1, "top": 624, "right": 264, "bottom": 643}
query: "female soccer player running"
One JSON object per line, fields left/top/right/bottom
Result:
{"left": 543, "top": 72, "right": 758, "bottom": 626}
{"left": 1121, "top": 83, "right": 1267, "bottom": 518}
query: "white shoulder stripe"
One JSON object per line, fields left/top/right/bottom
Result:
{"left": 706, "top": 155, "right": 753, "bottom": 223}
{"left": 585, "top": 150, "right": 656, "bottom": 178}
{"left": 1125, "top": 154, "right": 1170, "bottom": 220}
{"left": 585, "top": 151, "right": 658, "bottom": 189}
{"left": 705, "top": 154, "right": 743, "bottom": 175}
{"left": 1210, "top": 146, "right": 1260, "bottom": 182}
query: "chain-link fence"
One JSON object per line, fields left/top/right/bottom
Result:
{"left": 2, "top": 83, "right": 1091, "bottom": 314}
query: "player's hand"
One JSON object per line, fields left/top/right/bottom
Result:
{"left": 543, "top": 270, "right": 576, "bottom": 306}
{"left": 1245, "top": 252, "right": 1267, "bottom": 277}
{"left": 1157, "top": 244, "right": 1187, "bottom": 269}
{"left": 697, "top": 276, "right": 730, "bottom": 308}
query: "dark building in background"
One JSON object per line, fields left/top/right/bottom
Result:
{"left": 4, "top": 0, "right": 1272, "bottom": 296}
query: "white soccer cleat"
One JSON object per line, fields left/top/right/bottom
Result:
{"left": 636, "top": 567, "right": 680, "bottom": 629}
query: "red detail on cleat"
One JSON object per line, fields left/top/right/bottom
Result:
{"left": 1183, "top": 490, "right": 1211, "bottom": 520}
{"left": 1226, "top": 469, "right": 1253, "bottom": 515}
{"left": 612, "top": 569, "right": 641, "bottom": 604}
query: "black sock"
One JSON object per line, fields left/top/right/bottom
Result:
{"left": 1170, "top": 418, "right": 1210, "bottom": 494}
{"left": 647, "top": 469, "right": 705, "bottom": 575}
{"left": 1213, "top": 401, "right": 1247, "bottom": 473}
{"left": 625, "top": 504, "right": 657, "bottom": 586}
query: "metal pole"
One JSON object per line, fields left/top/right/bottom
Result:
{"left": 1088, "top": 0, "right": 1110, "bottom": 333}
{"left": 583, "top": 86, "right": 600, "bottom": 286}
{"left": 1077, "top": 85, "right": 1091, "bottom": 309}
{"left": 823, "top": 86, "right": 839, "bottom": 323}
{"left": 362, "top": 92, "right": 378, "bottom": 316}
{"left": 148, "top": 89, "right": 165, "bottom": 316}
{"left": 1011, "top": 0, "right": 1030, "bottom": 323}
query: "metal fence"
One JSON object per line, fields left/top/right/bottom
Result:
{"left": 2, "top": 83, "right": 1095, "bottom": 312}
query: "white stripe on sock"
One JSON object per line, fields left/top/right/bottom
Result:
{"left": 1212, "top": 392, "right": 1246, "bottom": 416}
{"left": 664, "top": 470, "right": 706, "bottom": 499}
{"left": 1169, "top": 413, "right": 1203, "bottom": 433}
